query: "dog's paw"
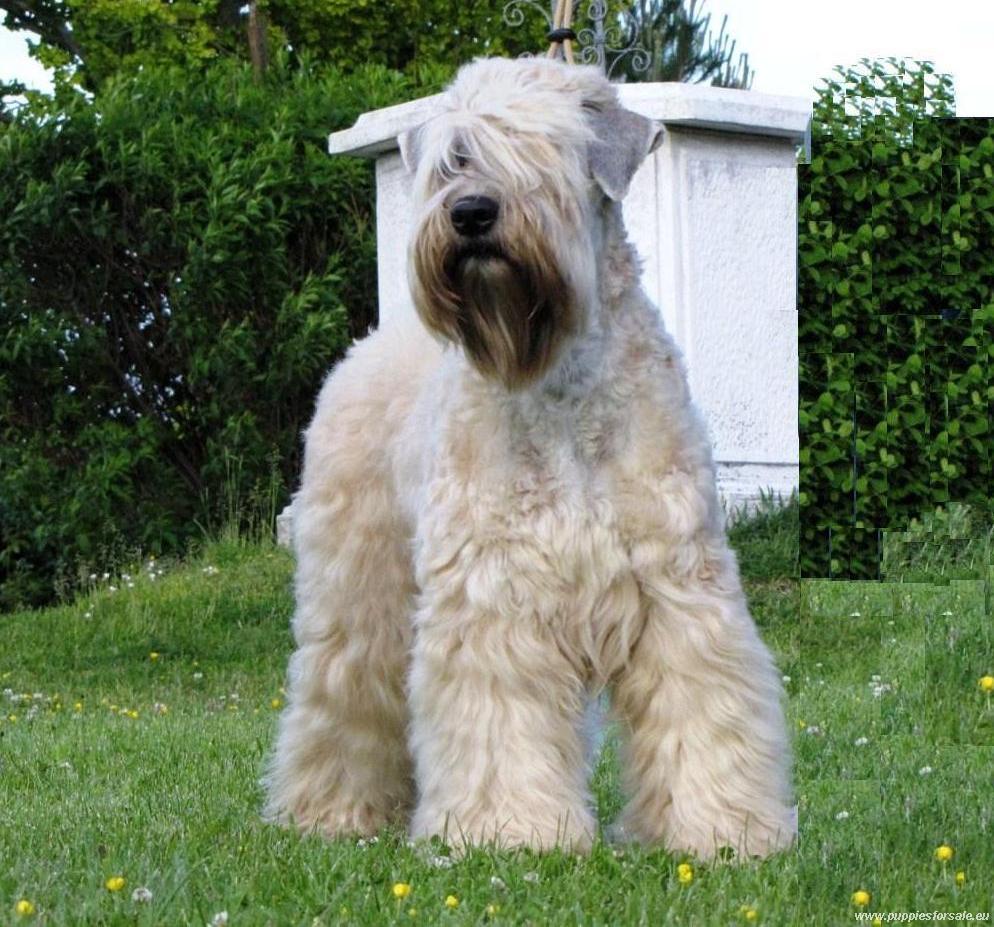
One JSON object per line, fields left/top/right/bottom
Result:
{"left": 620, "top": 804, "right": 797, "bottom": 861}
{"left": 411, "top": 809, "right": 594, "bottom": 855}
{"left": 268, "top": 800, "right": 397, "bottom": 840}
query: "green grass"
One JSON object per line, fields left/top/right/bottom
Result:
{"left": 2, "top": 502, "right": 992, "bottom": 925}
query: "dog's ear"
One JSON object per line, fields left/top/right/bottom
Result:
{"left": 398, "top": 125, "right": 423, "bottom": 174}
{"left": 587, "top": 104, "right": 665, "bottom": 201}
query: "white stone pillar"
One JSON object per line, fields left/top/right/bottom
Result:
{"left": 325, "top": 80, "right": 810, "bottom": 523}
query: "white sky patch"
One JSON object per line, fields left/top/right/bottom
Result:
{"left": 703, "top": 0, "right": 994, "bottom": 115}
{"left": 0, "top": 29, "right": 52, "bottom": 91}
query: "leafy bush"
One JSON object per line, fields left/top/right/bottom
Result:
{"left": 0, "top": 52, "right": 419, "bottom": 608}
{"left": 798, "top": 58, "right": 994, "bottom": 578}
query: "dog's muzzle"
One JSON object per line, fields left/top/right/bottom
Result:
{"left": 450, "top": 196, "right": 499, "bottom": 238}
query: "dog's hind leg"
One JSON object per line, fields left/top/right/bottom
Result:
{"left": 263, "top": 357, "right": 418, "bottom": 838}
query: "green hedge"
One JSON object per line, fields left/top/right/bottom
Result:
{"left": 0, "top": 53, "right": 423, "bottom": 608}
{"left": 798, "top": 58, "right": 994, "bottom": 578}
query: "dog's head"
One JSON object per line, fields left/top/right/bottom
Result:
{"left": 401, "top": 57, "right": 663, "bottom": 390}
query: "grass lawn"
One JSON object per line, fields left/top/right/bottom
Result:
{"left": 2, "top": 500, "right": 992, "bottom": 925}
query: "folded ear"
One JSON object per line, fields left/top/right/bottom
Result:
{"left": 587, "top": 105, "right": 665, "bottom": 201}
{"left": 398, "top": 125, "right": 423, "bottom": 174}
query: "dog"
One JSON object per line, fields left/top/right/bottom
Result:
{"left": 264, "top": 56, "right": 796, "bottom": 860}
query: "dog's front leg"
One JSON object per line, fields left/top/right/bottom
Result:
{"left": 407, "top": 554, "right": 595, "bottom": 853}
{"left": 612, "top": 533, "right": 797, "bottom": 860}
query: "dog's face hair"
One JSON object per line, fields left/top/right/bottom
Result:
{"left": 402, "top": 57, "right": 663, "bottom": 391}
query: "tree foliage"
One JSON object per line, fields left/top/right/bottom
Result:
{"left": 612, "top": 0, "right": 752, "bottom": 86}
{"left": 0, "top": 54, "right": 418, "bottom": 607}
{"left": 0, "top": 0, "right": 547, "bottom": 91}
{"left": 798, "top": 58, "right": 994, "bottom": 578}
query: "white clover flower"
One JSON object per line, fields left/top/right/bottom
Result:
{"left": 523, "top": 871, "right": 540, "bottom": 883}
{"left": 849, "top": 611, "right": 861, "bottom": 617}
{"left": 193, "top": 672, "right": 204, "bottom": 681}
{"left": 429, "top": 854, "right": 454, "bottom": 868}
{"left": 919, "top": 766, "right": 933, "bottom": 776}
{"left": 835, "top": 810, "right": 850, "bottom": 820}
{"left": 782, "top": 675, "right": 791, "bottom": 683}
{"left": 854, "top": 737, "right": 869, "bottom": 746}
{"left": 209, "top": 912, "right": 228, "bottom": 927}
{"left": 132, "top": 886, "right": 153, "bottom": 903}
{"left": 490, "top": 876, "right": 506, "bottom": 891}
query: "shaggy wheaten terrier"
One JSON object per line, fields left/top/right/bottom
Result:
{"left": 264, "top": 56, "right": 796, "bottom": 859}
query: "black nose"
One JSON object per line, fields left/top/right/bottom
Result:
{"left": 450, "top": 195, "right": 499, "bottom": 237}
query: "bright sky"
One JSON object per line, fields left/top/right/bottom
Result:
{"left": 1, "top": 1, "right": 993, "bottom": 115}
{"left": 704, "top": 0, "right": 994, "bottom": 116}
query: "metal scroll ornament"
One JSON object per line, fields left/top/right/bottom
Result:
{"left": 503, "top": 0, "right": 651, "bottom": 79}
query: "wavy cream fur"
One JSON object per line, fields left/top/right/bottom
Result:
{"left": 264, "top": 56, "right": 796, "bottom": 860}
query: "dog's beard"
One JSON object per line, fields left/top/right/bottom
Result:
{"left": 412, "top": 228, "right": 576, "bottom": 390}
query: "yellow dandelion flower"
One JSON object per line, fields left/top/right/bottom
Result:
{"left": 444, "top": 895, "right": 459, "bottom": 909}
{"left": 486, "top": 903, "right": 501, "bottom": 916}
{"left": 955, "top": 870, "right": 966, "bottom": 886}
{"left": 408, "top": 907, "right": 417, "bottom": 917}
{"left": 15, "top": 899, "right": 36, "bottom": 916}
{"left": 271, "top": 698, "right": 283, "bottom": 709}
{"left": 105, "top": 876, "right": 126, "bottom": 892}
{"left": 935, "top": 844, "right": 954, "bottom": 862}
{"left": 872, "top": 918, "right": 883, "bottom": 927}
{"left": 979, "top": 675, "right": 994, "bottom": 692}
{"left": 677, "top": 862, "right": 694, "bottom": 884}
{"left": 392, "top": 883, "right": 412, "bottom": 899}
{"left": 851, "top": 889, "right": 870, "bottom": 907}
{"left": 740, "top": 906, "right": 758, "bottom": 922}
{"left": 74, "top": 702, "right": 83, "bottom": 712}
{"left": 149, "top": 652, "right": 160, "bottom": 662}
